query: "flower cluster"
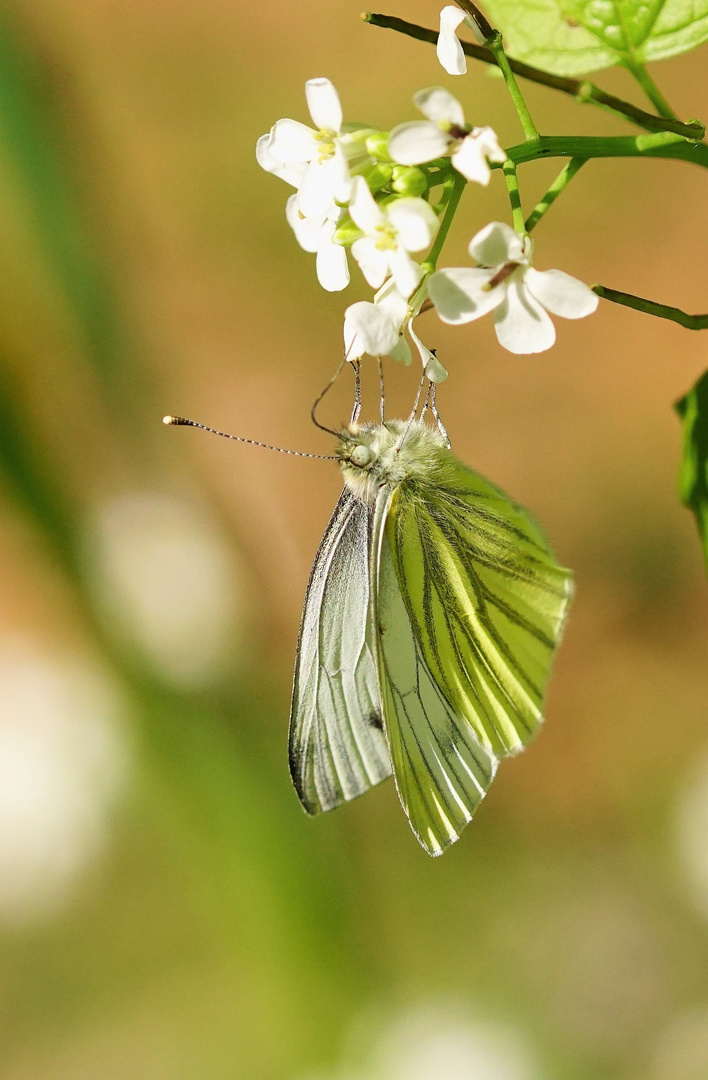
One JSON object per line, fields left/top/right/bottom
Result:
{"left": 257, "top": 31, "right": 598, "bottom": 367}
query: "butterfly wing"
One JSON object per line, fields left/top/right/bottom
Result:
{"left": 386, "top": 455, "right": 573, "bottom": 759}
{"left": 289, "top": 488, "right": 392, "bottom": 815}
{"left": 372, "top": 488, "right": 498, "bottom": 857}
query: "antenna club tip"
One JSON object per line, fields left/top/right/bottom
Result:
{"left": 163, "top": 415, "right": 181, "bottom": 425}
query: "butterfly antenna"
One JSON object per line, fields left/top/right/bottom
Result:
{"left": 378, "top": 358, "right": 385, "bottom": 423}
{"left": 310, "top": 356, "right": 348, "bottom": 436}
{"left": 350, "top": 359, "right": 362, "bottom": 423}
{"left": 163, "top": 416, "right": 337, "bottom": 459}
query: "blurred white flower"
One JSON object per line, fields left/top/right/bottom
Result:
{"left": 429, "top": 221, "right": 598, "bottom": 354}
{"left": 349, "top": 177, "right": 438, "bottom": 299}
{"left": 87, "top": 492, "right": 245, "bottom": 689}
{"left": 389, "top": 87, "right": 505, "bottom": 185}
{"left": 676, "top": 746, "right": 708, "bottom": 921}
{"left": 371, "top": 1003, "right": 539, "bottom": 1080}
{"left": 0, "top": 640, "right": 128, "bottom": 924}
{"left": 286, "top": 195, "right": 350, "bottom": 292}
{"left": 262, "top": 77, "right": 353, "bottom": 217}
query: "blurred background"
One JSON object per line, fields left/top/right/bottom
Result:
{"left": 0, "top": 1, "right": 706, "bottom": 1077}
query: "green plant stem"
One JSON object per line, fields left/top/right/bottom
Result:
{"left": 422, "top": 172, "right": 467, "bottom": 272}
{"left": 502, "top": 159, "right": 526, "bottom": 233}
{"left": 625, "top": 59, "right": 679, "bottom": 120}
{"left": 525, "top": 157, "right": 586, "bottom": 231}
{"left": 488, "top": 32, "right": 539, "bottom": 141}
{"left": 504, "top": 130, "right": 708, "bottom": 168}
{"left": 361, "top": 13, "right": 705, "bottom": 140}
{"left": 593, "top": 285, "right": 708, "bottom": 328}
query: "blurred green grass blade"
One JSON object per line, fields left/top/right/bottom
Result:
{"left": 675, "top": 370, "right": 708, "bottom": 571}
{"left": 0, "top": 6, "right": 129, "bottom": 381}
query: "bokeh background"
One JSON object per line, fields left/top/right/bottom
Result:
{"left": 0, "top": 1, "right": 707, "bottom": 1078}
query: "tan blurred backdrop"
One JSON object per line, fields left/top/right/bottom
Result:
{"left": 0, "top": 1, "right": 707, "bottom": 1078}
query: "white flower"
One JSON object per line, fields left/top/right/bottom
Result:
{"left": 388, "top": 87, "right": 505, "bottom": 186}
{"left": 262, "top": 78, "right": 353, "bottom": 217}
{"left": 344, "top": 280, "right": 411, "bottom": 361}
{"left": 255, "top": 134, "right": 306, "bottom": 188}
{"left": 285, "top": 195, "right": 349, "bottom": 292}
{"left": 348, "top": 177, "right": 439, "bottom": 299}
{"left": 428, "top": 221, "right": 599, "bottom": 354}
{"left": 437, "top": 5, "right": 487, "bottom": 75}
{"left": 344, "top": 279, "right": 446, "bottom": 379}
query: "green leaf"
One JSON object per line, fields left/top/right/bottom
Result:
{"left": 675, "top": 370, "right": 708, "bottom": 572}
{"left": 483, "top": 0, "right": 708, "bottom": 75}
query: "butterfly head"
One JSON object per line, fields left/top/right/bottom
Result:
{"left": 336, "top": 420, "right": 447, "bottom": 503}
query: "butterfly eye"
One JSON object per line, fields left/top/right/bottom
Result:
{"left": 350, "top": 444, "right": 373, "bottom": 468}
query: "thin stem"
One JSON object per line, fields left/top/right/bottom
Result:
{"left": 504, "top": 130, "right": 708, "bottom": 167}
{"left": 502, "top": 159, "right": 526, "bottom": 233}
{"left": 488, "top": 32, "right": 539, "bottom": 141}
{"left": 422, "top": 172, "right": 467, "bottom": 272}
{"left": 361, "top": 13, "right": 705, "bottom": 140}
{"left": 625, "top": 59, "right": 679, "bottom": 120}
{"left": 525, "top": 157, "right": 586, "bottom": 231}
{"left": 593, "top": 284, "right": 708, "bottom": 329}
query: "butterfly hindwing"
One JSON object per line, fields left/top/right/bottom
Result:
{"left": 289, "top": 488, "right": 392, "bottom": 815}
{"left": 386, "top": 458, "right": 573, "bottom": 759}
{"left": 372, "top": 489, "right": 498, "bottom": 857}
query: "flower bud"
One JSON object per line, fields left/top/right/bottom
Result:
{"left": 365, "top": 131, "right": 392, "bottom": 162}
{"left": 332, "top": 214, "right": 364, "bottom": 246}
{"left": 391, "top": 165, "right": 428, "bottom": 198}
{"left": 360, "top": 162, "right": 394, "bottom": 194}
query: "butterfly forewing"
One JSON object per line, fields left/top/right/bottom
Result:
{"left": 289, "top": 488, "right": 392, "bottom": 815}
{"left": 372, "top": 489, "right": 498, "bottom": 857}
{"left": 386, "top": 459, "right": 573, "bottom": 759}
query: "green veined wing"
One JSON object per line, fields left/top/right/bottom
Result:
{"left": 289, "top": 488, "right": 392, "bottom": 814}
{"left": 372, "top": 489, "right": 498, "bottom": 857}
{"left": 386, "top": 455, "right": 573, "bottom": 759}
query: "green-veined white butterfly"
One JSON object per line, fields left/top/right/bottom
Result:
{"left": 289, "top": 414, "right": 572, "bottom": 856}
{"left": 165, "top": 386, "right": 572, "bottom": 857}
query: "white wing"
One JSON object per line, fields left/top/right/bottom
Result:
{"left": 372, "top": 489, "right": 498, "bottom": 856}
{"left": 289, "top": 488, "right": 392, "bottom": 814}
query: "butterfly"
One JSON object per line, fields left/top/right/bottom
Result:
{"left": 289, "top": 416, "right": 572, "bottom": 856}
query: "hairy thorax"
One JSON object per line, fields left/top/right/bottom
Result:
{"left": 336, "top": 420, "right": 449, "bottom": 505}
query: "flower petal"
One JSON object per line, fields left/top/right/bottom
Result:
{"left": 316, "top": 227, "right": 350, "bottom": 292}
{"left": 388, "top": 245, "right": 423, "bottom": 299}
{"left": 305, "top": 77, "right": 343, "bottom": 132}
{"left": 452, "top": 138, "right": 492, "bottom": 185}
{"left": 386, "top": 197, "right": 439, "bottom": 252}
{"left": 285, "top": 194, "right": 322, "bottom": 252}
{"left": 437, "top": 6, "right": 467, "bottom": 74}
{"left": 375, "top": 279, "right": 409, "bottom": 325}
{"left": 328, "top": 143, "right": 352, "bottom": 204}
{"left": 256, "top": 135, "right": 305, "bottom": 187}
{"left": 494, "top": 279, "right": 556, "bottom": 353}
{"left": 390, "top": 336, "right": 412, "bottom": 365}
{"left": 428, "top": 267, "right": 503, "bottom": 323}
{"left": 351, "top": 236, "right": 389, "bottom": 289}
{"left": 471, "top": 126, "right": 507, "bottom": 163}
{"left": 348, "top": 176, "right": 385, "bottom": 233}
{"left": 388, "top": 121, "right": 451, "bottom": 166}
{"left": 468, "top": 221, "right": 524, "bottom": 266}
{"left": 408, "top": 322, "right": 447, "bottom": 382}
{"left": 267, "top": 119, "right": 319, "bottom": 164}
{"left": 525, "top": 267, "right": 599, "bottom": 319}
{"left": 413, "top": 86, "right": 466, "bottom": 127}
{"left": 344, "top": 301, "right": 400, "bottom": 356}
{"left": 297, "top": 160, "right": 336, "bottom": 217}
